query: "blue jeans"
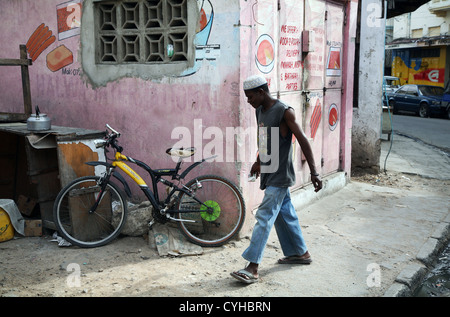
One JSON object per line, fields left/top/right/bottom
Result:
{"left": 242, "top": 186, "right": 308, "bottom": 264}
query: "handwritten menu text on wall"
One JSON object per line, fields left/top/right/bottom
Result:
{"left": 279, "top": 24, "right": 303, "bottom": 91}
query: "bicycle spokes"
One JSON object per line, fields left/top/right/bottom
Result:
{"left": 53, "top": 177, "right": 127, "bottom": 248}
{"left": 176, "top": 175, "right": 245, "bottom": 247}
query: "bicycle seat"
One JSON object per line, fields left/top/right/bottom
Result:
{"left": 166, "top": 147, "right": 196, "bottom": 158}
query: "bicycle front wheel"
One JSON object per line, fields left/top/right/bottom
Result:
{"left": 53, "top": 176, "right": 127, "bottom": 248}
{"left": 176, "top": 175, "right": 245, "bottom": 247}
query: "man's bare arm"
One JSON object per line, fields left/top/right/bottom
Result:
{"left": 284, "top": 108, "right": 322, "bottom": 192}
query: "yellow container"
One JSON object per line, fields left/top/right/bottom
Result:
{"left": 0, "top": 208, "right": 15, "bottom": 242}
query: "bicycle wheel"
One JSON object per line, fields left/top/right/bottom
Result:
{"left": 53, "top": 176, "right": 127, "bottom": 248}
{"left": 176, "top": 175, "right": 245, "bottom": 247}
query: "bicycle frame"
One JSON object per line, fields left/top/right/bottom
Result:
{"left": 112, "top": 152, "right": 161, "bottom": 209}
{"left": 53, "top": 124, "right": 245, "bottom": 248}
{"left": 88, "top": 150, "right": 216, "bottom": 218}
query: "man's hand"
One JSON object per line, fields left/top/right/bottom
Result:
{"left": 311, "top": 174, "right": 322, "bottom": 192}
{"left": 250, "top": 161, "right": 261, "bottom": 179}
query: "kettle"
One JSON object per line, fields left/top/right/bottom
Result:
{"left": 27, "top": 106, "right": 51, "bottom": 131}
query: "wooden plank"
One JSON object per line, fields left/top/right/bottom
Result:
{"left": 0, "top": 113, "right": 27, "bottom": 123}
{"left": 20, "top": 45, "right": 32, "bottom": 116}
{"left": 0, "top": 45, "right": 33, "bottom": 122}
{"left": 0, "top": 58, "right": 32, "bottom": 66}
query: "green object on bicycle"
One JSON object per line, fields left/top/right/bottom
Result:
{"left": 200, "top": 200, "right": 221, "bottom": 221}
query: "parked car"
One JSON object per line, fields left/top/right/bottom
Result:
{"left": 387, "top": 84, "right": 444, "bottom": 118}
{"left": 443, "top": 81, "right": 450, "bottom": 119}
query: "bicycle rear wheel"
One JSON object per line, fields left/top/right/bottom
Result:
{"left": 176, "top": 175, "right": 245, "bottom": 247}
{"left": 53, "top": 176, "right": 127, "bottom": 248}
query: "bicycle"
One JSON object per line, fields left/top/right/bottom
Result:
{"left": 53, "top": 124, "right": 245, "bottom": 248}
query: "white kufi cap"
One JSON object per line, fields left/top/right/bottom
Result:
{"left": 243, "top": 75, "right": 267, "bottom": 90}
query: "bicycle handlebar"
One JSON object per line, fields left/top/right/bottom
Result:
{"left": 97, "top": 124, "right": 123, "bottom": 152}
{"left": 106, "top": 123, "right": 121, "bottom": 137}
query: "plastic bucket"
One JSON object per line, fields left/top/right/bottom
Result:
{"left": 0, "top": 208, "right": 15, "bottom": 242}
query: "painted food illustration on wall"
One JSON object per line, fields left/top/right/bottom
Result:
{"left": 326, "top": 47, "right": 341, "bottom": 77}
{"left": 310, "top": 99, "right": 322, "bottom": 139}
{"left": 25, "top": 1, "right": 81, "bottom": 73}
{"left": 26, "top": 23, "right": 56, "bottom": 62}
{"left": 47, "top": 45, "right": 74, "bottom": 72}
{"left": 328, "top": 103, "right": 338, "bottom": 131}
{"left": 56, "top": 0, "right": 82, "bottom": 40}
{"left": 26, "top": 24, "right": 74, "bottom": 72}
{"left": 181, "top": 0, "right": 217, "bottom": 76}
{"left": 256, "top": 34, "right": 275, "bottom": 74}
{"left": 26, "top": 22, "right": 74, "bottom": 72}
{"left": 26, "top": 0, "right": 219, "bottom": 76}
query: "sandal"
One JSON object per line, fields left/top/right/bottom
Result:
{"left": 230, "top": 269, "right": 259, "bottom": 284}
{"left": 278, "top": 254, "right": 312, "bottom": 265}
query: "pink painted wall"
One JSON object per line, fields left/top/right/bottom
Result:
{"left": 0, "top": 0, "right": 242, "bottom": 200}
{"left": 0, "top": 0, "right": 357, "bottom": 232}
{"left": 238, "top": 0, "right": 356, "bottom": 222}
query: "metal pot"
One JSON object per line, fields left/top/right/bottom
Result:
{"left": 27, "top": 106, "right": 51, "bottom": 131}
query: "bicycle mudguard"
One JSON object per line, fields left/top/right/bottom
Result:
{"left": 179, "top": 155, "right": 218, "bottom": 179}
{"left": 85, "top": 161, "right": 132, "bottom": 197}
{"left": 86, "top": 161, "right": 113, "bottom": 168}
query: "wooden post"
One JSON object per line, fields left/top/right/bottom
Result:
{"left": 0, "top": 45, "right": 33, "bottom": 122}
{"left": 20, "top": 45, "right": 32, "bottom": 116}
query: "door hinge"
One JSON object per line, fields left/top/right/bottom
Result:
{"left": 278, "top": 0, "right": 281, "bottom": 11}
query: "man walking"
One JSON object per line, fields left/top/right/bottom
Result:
{"left": 231, "top": 75, "right": 322, "bottom": 284}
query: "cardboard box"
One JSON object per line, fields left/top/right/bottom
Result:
{"left": 24, "top": 219, "right": 42, "bottom": 237}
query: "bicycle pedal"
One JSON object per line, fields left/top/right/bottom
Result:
{"left": 148, "top": 219, "right": 155, "bottom": 229}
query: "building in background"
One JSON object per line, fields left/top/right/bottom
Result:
{"left": 386, "top": 0, "right": 450, "bottom": 87}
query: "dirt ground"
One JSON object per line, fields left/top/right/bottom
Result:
{"left": 351, "top": 169, "right": 449, "bottom": 195}
{"left": 1, "top": 170, "right": 448, "bottom": 297}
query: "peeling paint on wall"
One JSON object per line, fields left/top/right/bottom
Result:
{"left": 57, "top": 139, "right": 106, "bottom": 187}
